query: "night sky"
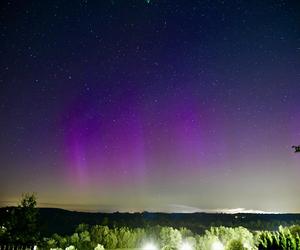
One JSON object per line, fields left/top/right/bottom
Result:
{"left": 1, "top": 0, "right": 300, "bottom": 213}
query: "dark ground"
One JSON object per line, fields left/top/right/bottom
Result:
{"left": 2, "top": 207, "right": 300, "bottom": 237}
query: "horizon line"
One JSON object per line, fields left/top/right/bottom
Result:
{"left": 0, "top": 201, "right": 296, "bottom": 214}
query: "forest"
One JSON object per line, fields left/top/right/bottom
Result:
{"left": 1, "top": 194, "right": 300, "bottom": 250}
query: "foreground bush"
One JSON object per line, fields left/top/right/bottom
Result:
{"left": 40, "top": 224, "right": 300, "bottom": 250}
{"left": 257, "top": 226, "right": 300, "bottom": 249}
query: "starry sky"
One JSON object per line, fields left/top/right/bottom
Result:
{"left": 0, "top": 0, "right": 300, "bottom": 213}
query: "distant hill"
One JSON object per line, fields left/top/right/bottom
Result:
{"left": 1, "top": 207, "right": 300, "bottom": 237}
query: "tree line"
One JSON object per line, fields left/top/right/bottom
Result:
{"left": 36, "top": 223, "right": 300, "bottom": 250}
{"left": 2, "top": 194, "right": 300, "bottom": 249}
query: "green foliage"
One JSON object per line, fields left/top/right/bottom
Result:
{"left": 90, "top": 225, "right": 109, "bottom": 246}
{"left": 20, "top": 219, "right": 300, "bottom": 250}
{"left": 226, "top": 239, "right": 245, "bottom": 250}
{"left": 196, "top": 234, "right": 219, "bottom": 250}
{"left": 76, "top": 223, "right": 90, "bottom": 233}
{"left": 47, "top": 238, "right": 57, "bottom": 248}
{"left": 290, "top": 225, "right": 300, "bottom": 237}
{"left": 115, "top": 226, "right": 141, "bottom": 248}
{"left": 78, "top": 230, "right": 92, "bottom": 250}
{"left": 160, "top": 227, "right": 182, "bottom": 250}
{"left": 70, "top": 233, "right": 80, "bottom": 246}
{"left": 179, "top": 227, "right": 194, "bottom": 238}
{"left": 102, "top": 229, "right": 118, "bottom": 249}
{"left": 257, "top": 225, "right": 300, "bottom": 250}
{"left": 205, "top": 226, "right": 255, "bottom": 250}
{"left": 52, "top": 233, "right": 69, "bottom": 249}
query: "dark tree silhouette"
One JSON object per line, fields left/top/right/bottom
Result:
{"left": 5, "top": 193, "right": 39, "bottom": 244}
